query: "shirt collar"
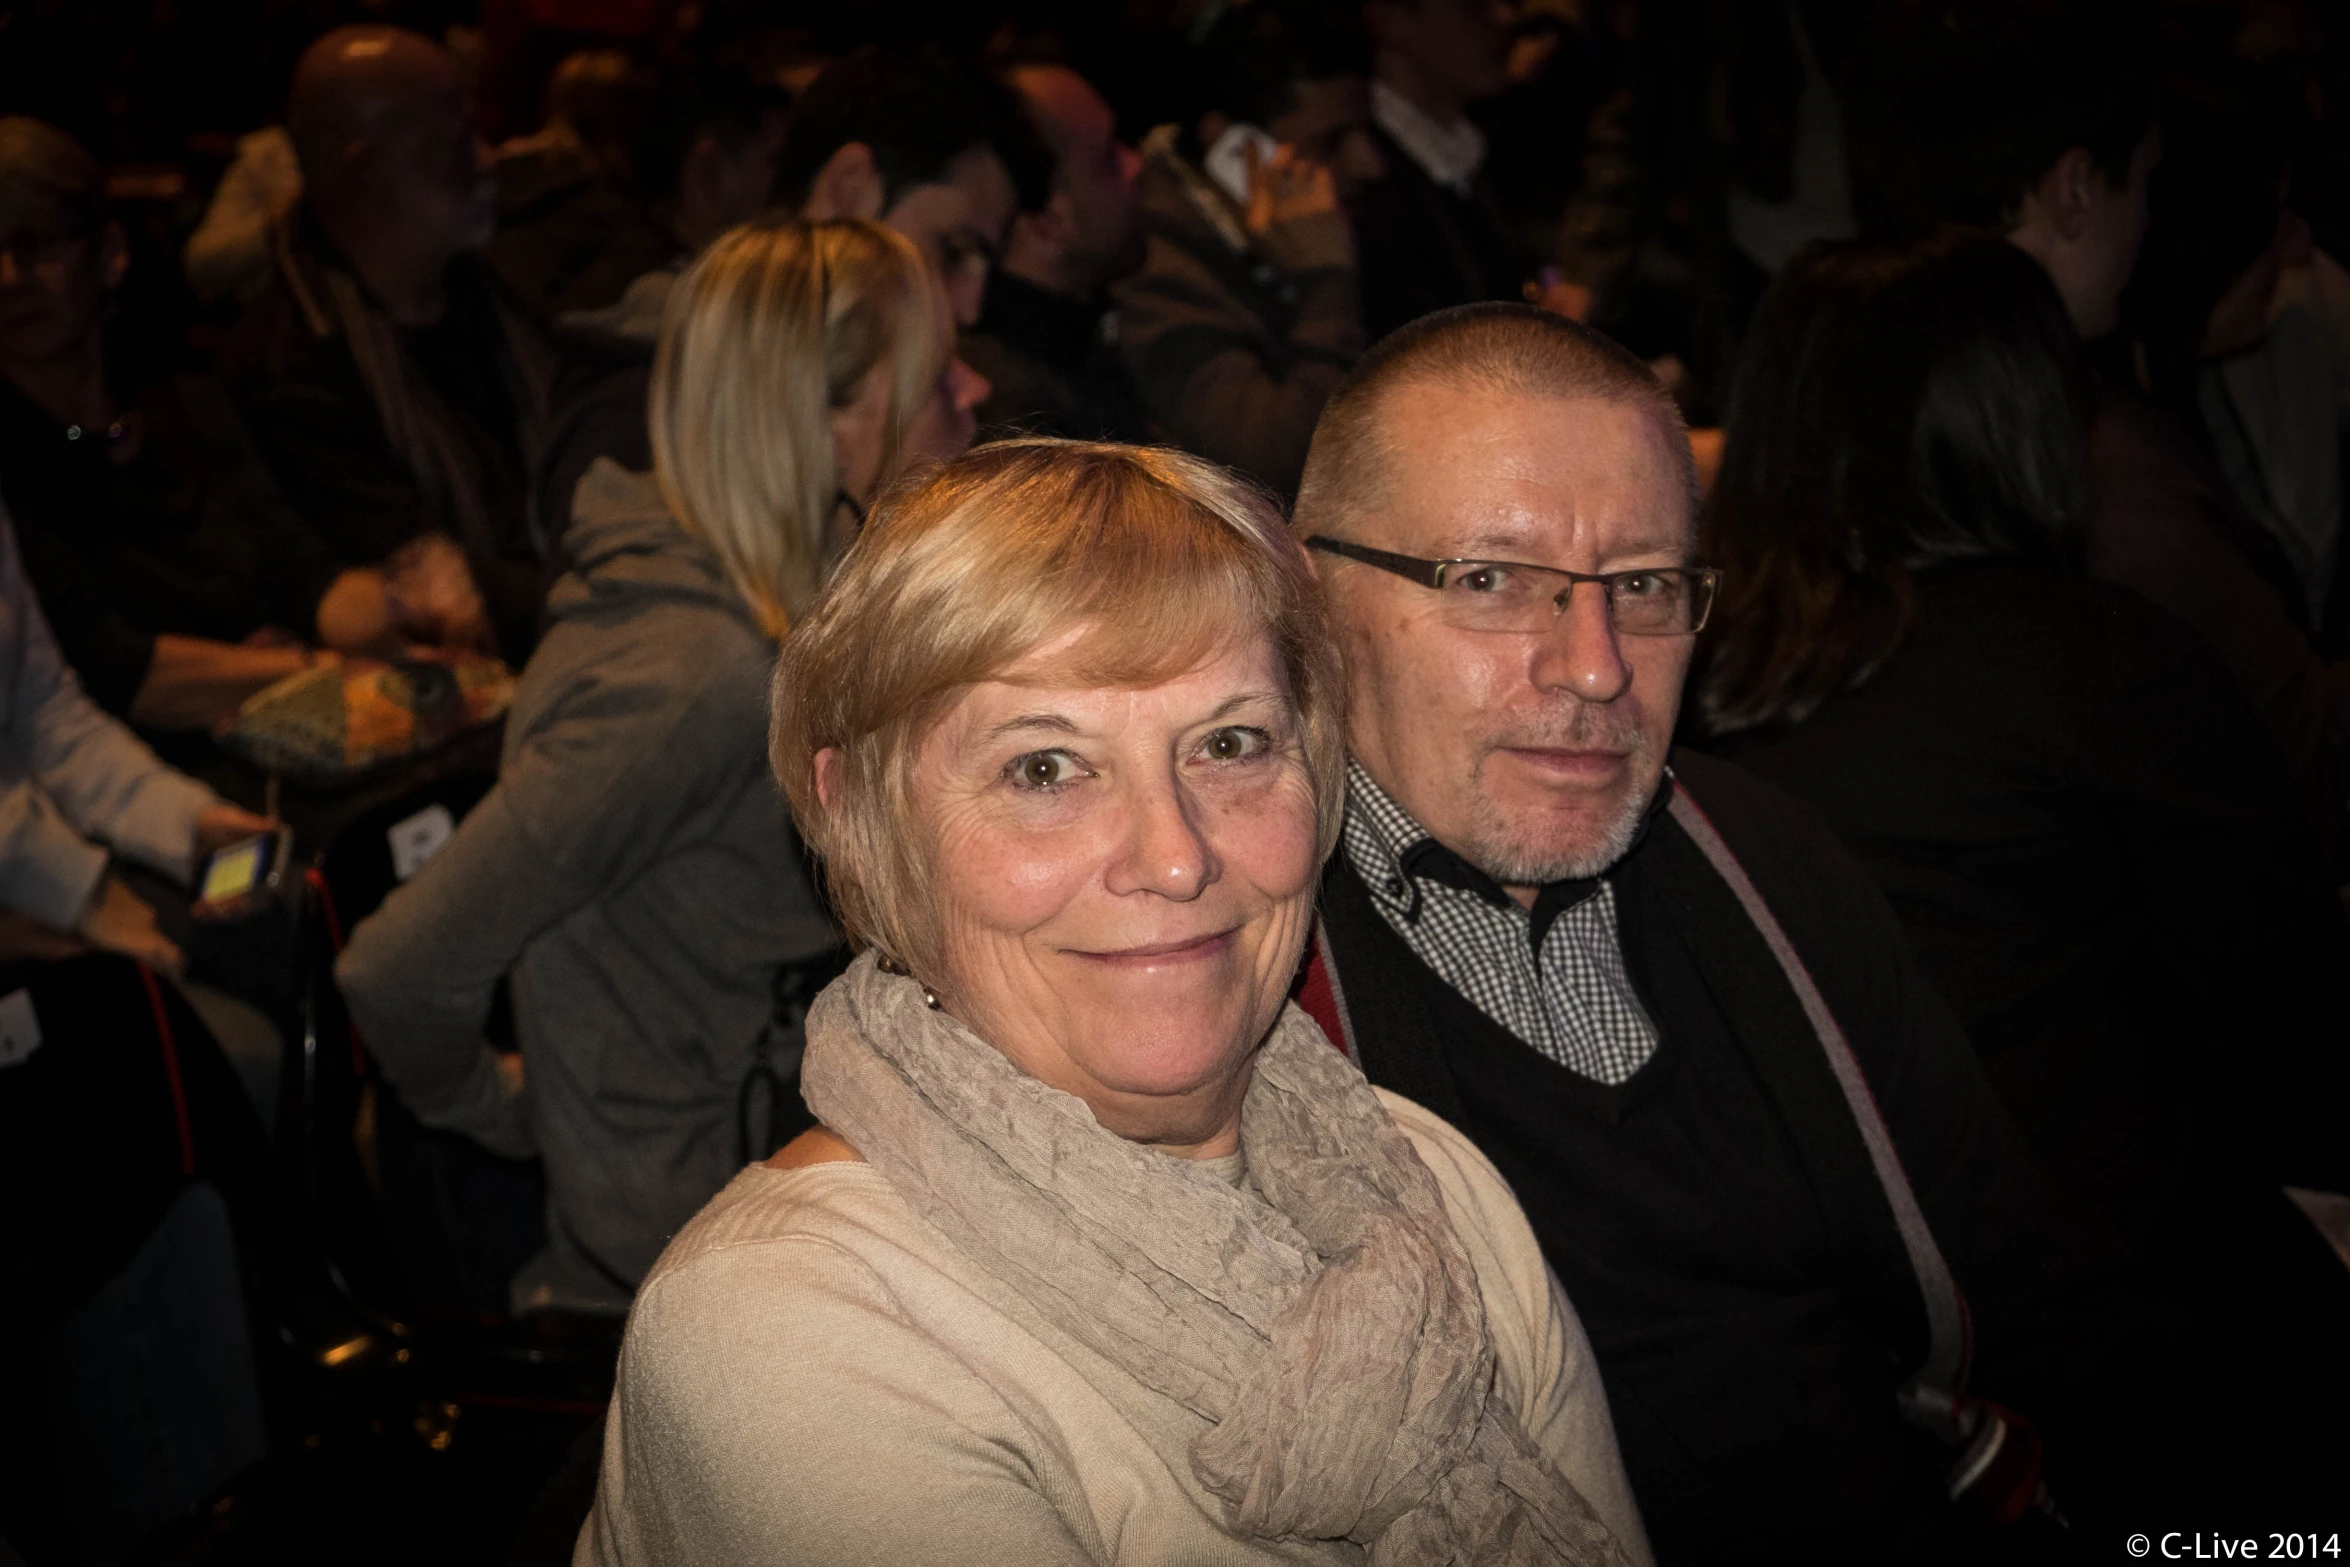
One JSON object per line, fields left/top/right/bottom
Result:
{"left": 1371, "top": 80, "right": 1487, "bottom": 197}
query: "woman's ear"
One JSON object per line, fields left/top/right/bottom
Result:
{"left": 813, "top": 746, "right": 844, "bottom": 812}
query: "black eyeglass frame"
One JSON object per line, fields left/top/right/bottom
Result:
{"left": 1304, "top": 536, "right": 1721, "bottom": 635}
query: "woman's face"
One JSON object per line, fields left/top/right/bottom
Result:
{"left": 908, "top": 631, "right": 1322, "bottom": 1155}
{"left": 830, "top": 271, "right": 989, "bottom": 517}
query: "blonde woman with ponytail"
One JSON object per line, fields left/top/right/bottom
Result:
{"left": 336, "top": 219, "right": 987, "bottom": 1314}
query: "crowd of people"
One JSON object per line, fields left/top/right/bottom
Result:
{"left": 0, "top": 0, "right": 2345, "bottom": 1560}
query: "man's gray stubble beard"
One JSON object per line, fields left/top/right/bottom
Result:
{"left": 1456, "top": 710, "right": 1657, "bottom": 887}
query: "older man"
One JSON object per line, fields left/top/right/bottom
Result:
{"left": 1291, "top": 305, "right": 2121, "bottom": 1556}
{"left": 222, "top": 25, "right": 552, "bottom": 663}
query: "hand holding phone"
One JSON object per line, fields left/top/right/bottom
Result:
{"left": 193, "top": 826, "right": 293, "bottom": 921}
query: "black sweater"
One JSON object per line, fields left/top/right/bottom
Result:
{"left": 0, "top": 372, "right": 341, "bottom": 717}
{"left": 1318, "top": 750, "right": 2112, "bottom": 1558}
{"left": 1710, "top": 563, "right": 2350, "bottom": 1237}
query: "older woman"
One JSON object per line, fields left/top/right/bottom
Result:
{"left": 581, "top": 441, "right": 1650, "bottom": 1566}
{"left": 337, "top": 218, "right": 986, "bottom": 1313}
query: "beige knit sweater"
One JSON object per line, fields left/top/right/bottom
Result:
{"left": 577, "top": 1089, "right": 1653, "bottom": 1567}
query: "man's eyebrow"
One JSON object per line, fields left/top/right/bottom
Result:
{"left": 1449, "top": 535, "right": 1690, "bottom": 565}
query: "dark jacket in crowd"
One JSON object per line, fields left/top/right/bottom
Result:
{"left": 2083, "top": 384, "right": 2350, "bottom": 882}
{"left": 0, "top": 373, "right": 340, "bottom": 718}
{"left": 1309, "top": 749, "right": 2117, "bottom": 1559}
{"left": 963, "top": 272, "right": 1154, "bottom": 445}
{"left": 219, "top": 214, "right": 560, "bottom": 664}
{"left": 335, "top": 459, "right": 839, "bottom": 1313}
{"left": 1708, "top": 562, "right": 2350, "bottom": 1511}
{"left": 1350, "top": 124, "right": 1527, "bottom": 343}
{"left": 1110, "top": 132, "right": 1364, "bottom": 497}
{"left": 1712, "top": 562, "right": 2350, "bottom": 1233}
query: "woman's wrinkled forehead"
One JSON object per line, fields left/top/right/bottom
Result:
{"left": 983, "top": 607, "right": 1284, "bottom": 701}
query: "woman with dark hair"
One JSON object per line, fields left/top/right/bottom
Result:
{"left": 1694, "top": 228, "right": 2348, "bottom": 1506}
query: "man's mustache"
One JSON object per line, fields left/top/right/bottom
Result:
{"left": 1483, "top": 705, "right": 1649, "bottom": 756}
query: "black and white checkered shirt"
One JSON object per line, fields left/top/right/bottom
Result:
{"left": 1340, "top": 762, "right": 1661, "bottom": 1085}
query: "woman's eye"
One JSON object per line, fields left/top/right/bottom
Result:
{"left": 1007, "top": 749, "right": 1085, "bottom": 790}
{"left": 1197, "top": 726, "right": 1270, "bottom": 763}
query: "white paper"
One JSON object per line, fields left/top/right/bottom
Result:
{"left": 388, "top": 804, "right": 457, "bottom": 882}
{"left": 0, "top": 987, "right": 43, "bottom": 1069}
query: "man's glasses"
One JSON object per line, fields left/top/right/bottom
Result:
{"left": 1306, "top": 536, "right": 1720, "bottom": 636}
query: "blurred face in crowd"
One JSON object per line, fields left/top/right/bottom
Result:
{"left": 907, "top": 630, "right": 1321, "bottom": 1154}
{"left": 355, "top": 54, "right": 497, "bottom": 258}
{"left": 1320, "top": 382, "right": 1696, "bottom": 893}
{"left": 1014, "top": 65, "right": 1146, "bottom": 290}
{"left": 673, "top": 114, "right": 789, "bottom": 254}
{"left": 0, "top": 199, "right": 120, "bottom": 365}
{"left": 1267, "top": 77, "right": 1387, "bottom": 206}
{"left": 878, "top": 146, "right": 1020, "bottom": 327}
{"left": 2010, "top": 128, "right": 2159, "bottom": 341}
{"left": 831, "top": 267, "right": 990, "bottom": 516}
{"left": 1369, "top": 0, "right": 1515, "bottom": 111}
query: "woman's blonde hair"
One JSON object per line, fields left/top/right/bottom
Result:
{"left": 772, "top": 440, "right": 1346, "bottom": 976}
{"left": 647, "top": 217, "right": 947, "bottom": 636}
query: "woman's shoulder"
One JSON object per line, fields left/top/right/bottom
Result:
{"left": 1916, "top": 561, "right": 2250, "bottom": 722}
{"left": 1916, "top": 561, "right": 2203, "bottom": 659}
{"left": 636, "top": 1161, "right": 899, "bottom": 1301}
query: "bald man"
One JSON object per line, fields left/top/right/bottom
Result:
{"left": 962, "top": 62, "right": 1153, "bottom": 444}
{"left": 223, "top": 25, "right": 555, "bottom": 664}
{"left": 1291, "top": 305, "right": 2137, "bottom": 1554}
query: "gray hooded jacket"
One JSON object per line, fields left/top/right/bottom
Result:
{"left": 337, "top": 458, "right": 837, "bottom": 1311}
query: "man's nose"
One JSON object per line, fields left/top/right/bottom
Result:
{"left": 950, "top": 357, "right": 991, "bottom": 414}
{"left": 1528, "top": 582, "right": 1631, "bottom": 702}
{"left": 1104, "top": 775, "right": 1217, "bottom": 901}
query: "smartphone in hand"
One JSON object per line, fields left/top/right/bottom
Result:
{"left": 193, "top": 827, "right": 293, "bottom": 920}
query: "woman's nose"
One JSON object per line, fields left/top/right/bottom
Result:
{"left": 1529, "top": 583, "right": 1632, "bottom": 703}
{"left": 1105, "top": 779, "right": 1217, "bottom": 901}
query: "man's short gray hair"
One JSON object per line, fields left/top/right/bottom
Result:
{"left": 1291, "top": 303, "right": 1698, "bottom": 538}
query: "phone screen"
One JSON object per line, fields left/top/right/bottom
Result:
{"left": 200, "top": 835, "right": 270, "bottom": 905}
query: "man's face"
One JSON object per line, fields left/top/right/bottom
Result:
{"left": 1268, "top": 77, "right": 1387, "bottom": 205}
{"left": 1381, "top": 0, "right": 1514, "bottom": 107}
{"left": 2066, "top": 127, "right": 2161, "bottom": 340}
{"left": 0, "top": 208, "right": 111, "bottom": 363}
{"left": 372, "top": 80, "right": 497, "bottom": 256}
{"left": 1320, "top": 383, "right": 1696, "bottom": 890}
{"left": 882, "top": 144, "right": 1019, "bottom": 327}
{"left": 1017, "top": 65, "right": 1145, "bottom": 285}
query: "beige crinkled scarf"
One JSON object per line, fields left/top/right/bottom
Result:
{"left": 800, "top": 952, "right": 1632, "bottom": 1566}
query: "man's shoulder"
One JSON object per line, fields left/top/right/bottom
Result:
{"left": 1663, "top": 748, "right": 1848, "bottom": 865}
{"left": 1652, "top": 749, "right": 1895, "bottom": 949}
